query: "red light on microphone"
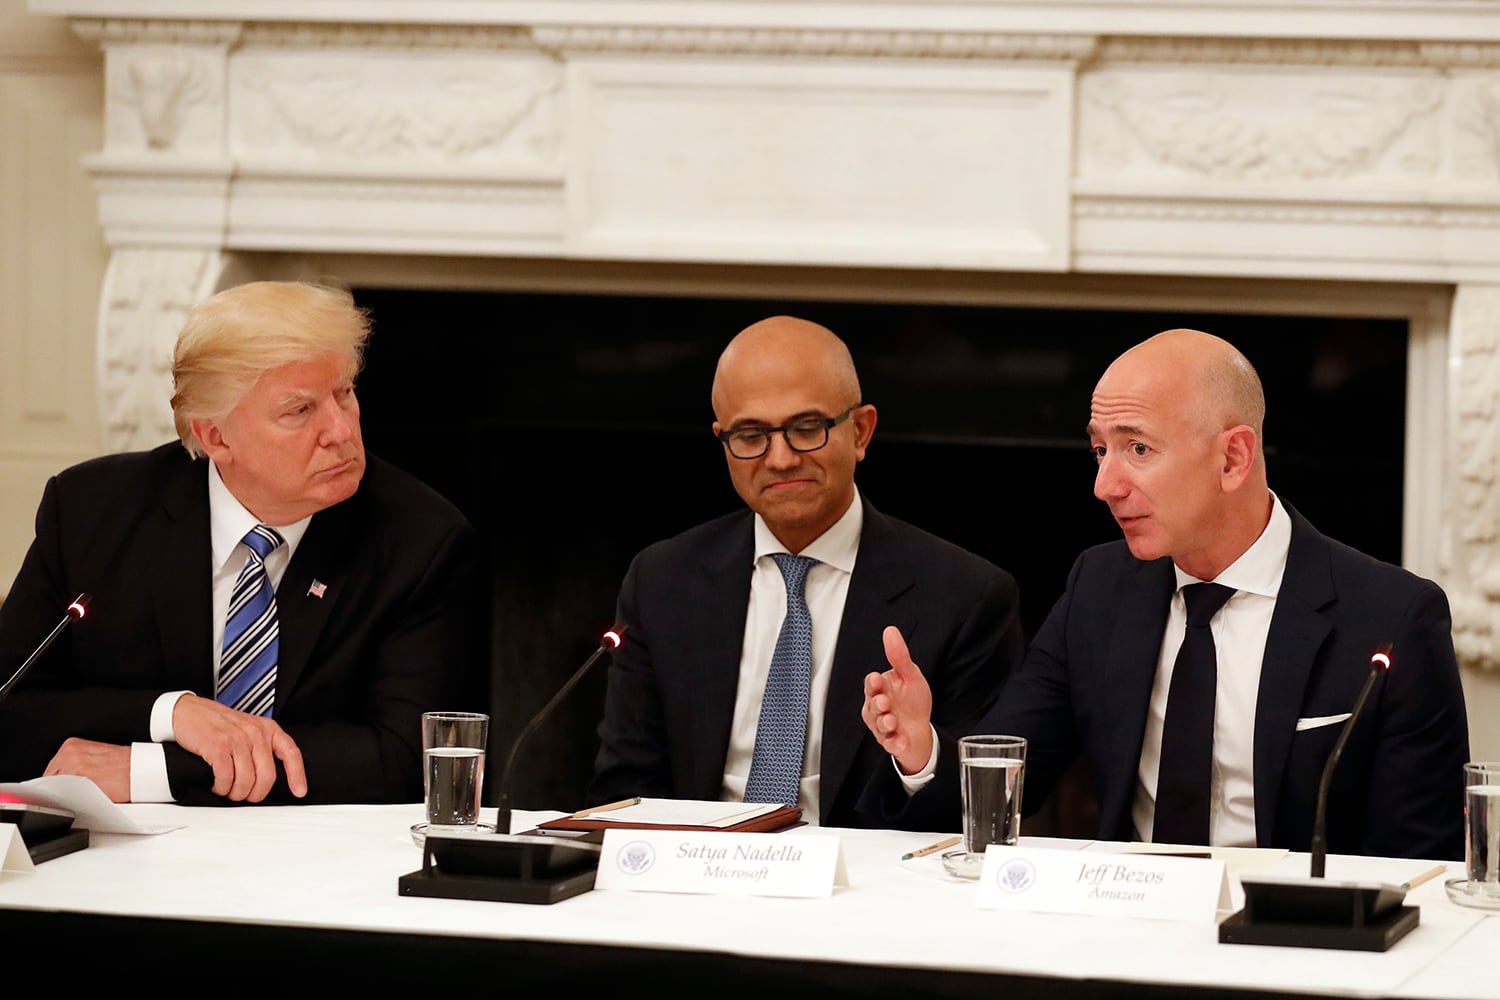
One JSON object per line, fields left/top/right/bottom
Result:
{"left": 601, "top": 627, "right": 625, "bottom": 649}
{"left": 1370, "top": 650, "right": 1391, "bottom": 670}
{"left": 66, "top": 593, "right": 91, "bottom": 621}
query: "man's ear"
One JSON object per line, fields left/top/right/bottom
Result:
{"left": 852, "top": 403, "right": 878, "bottom": 461}
{"left": 1220, "top": 425, "right": 1257, "bottom": 491}
{"left": 191, "top": 417, "right": 230, "bottom": 464}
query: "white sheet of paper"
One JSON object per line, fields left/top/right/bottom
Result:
{"left": 0, "top": 776, "right": 183, "bottom": 834}
{"left": 580, "top": 799, "right": 781, "bottom": 827}
{"left": 0, "top": 824, "right": 34, "bottom": 875}
{"left": 1099, "top": 842, "right": 1289, "bottom": 879}
{"left": 595, "top": 828, "right": 845, "bottom": 897}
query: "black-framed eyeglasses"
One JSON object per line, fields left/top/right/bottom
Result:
{"left": 716, "top": 406, "right": 860, "bottom": 460}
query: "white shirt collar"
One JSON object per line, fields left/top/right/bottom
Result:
{"left": 207, "top": 459, "right": 313, "bottom": 572}
{"left": 1172, "top": 491, "right": 1291, "bottom": 598}
{"left": 751, "top": 486, "right": 863, "bottom": 575}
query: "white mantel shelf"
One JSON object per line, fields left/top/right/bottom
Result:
{"left": 29, "top": 1, "right": 1500, "bottom": 41}
{"left": 23, "top": 0, "right": 1500, "bottom": 678}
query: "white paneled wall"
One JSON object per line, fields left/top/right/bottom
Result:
{"left": 0, "top": 7, "right": 106, "bottom": 594}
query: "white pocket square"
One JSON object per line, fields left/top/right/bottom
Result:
{"left": 1295, "top": 713, "right": 1352, "bottom": 732}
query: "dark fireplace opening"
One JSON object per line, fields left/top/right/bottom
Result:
{"left": 352, "top": 285, "right": 1407, "bottom": 835}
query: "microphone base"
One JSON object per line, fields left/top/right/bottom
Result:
{"left": 1220, "top": 876, "right": 1420, "bottom": 952}
{"left": 397, "top": 830, "right": 602, "bottom": 906}
{"left": 398, "top": 865, "right": 596, "bottom": 905}
{"left": 1, "top": 804, "right": 90, "bottom": 864}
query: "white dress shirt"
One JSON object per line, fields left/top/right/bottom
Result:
{"left": 128, "top": 460, "right": 311, "bottom": 802}
{"left": 720, "top": 490, "right": 863, "bottom": 826}
{"left": 1132, "top": 493, "right": 1291, "bottom": 846}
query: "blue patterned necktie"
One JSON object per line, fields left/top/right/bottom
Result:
{"left": 216, "top": 524, "right": 285, "bottom": 718}
{"left": 1154, "top": 581, "right": 1236, "bottom": 845}
{"left": 745, "top": 553, "right": 818, "bottom": 808}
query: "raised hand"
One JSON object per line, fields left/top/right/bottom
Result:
{"left": 861, "top": 625, "right": 935, "bottom": 775}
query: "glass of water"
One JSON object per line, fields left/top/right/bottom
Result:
{"left": 942, "top": 734, "right": 1027, "bottom": 879}
{"left": 1455, "top": 761, "right": 1500, "bottom": 907}
{"left": 419, "top": 711, "right": 490, "bottom": 838}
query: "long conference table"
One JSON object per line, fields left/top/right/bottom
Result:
{"left": 0, "top": 803, "right": 1494, "bottom": 998}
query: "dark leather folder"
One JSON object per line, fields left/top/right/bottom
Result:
{"left": 538, "top": 804, "right": 803, "bottom": 834}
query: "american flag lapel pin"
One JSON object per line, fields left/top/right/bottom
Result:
{"left": 307, "top": 579, "right": 328, "bottom": 599}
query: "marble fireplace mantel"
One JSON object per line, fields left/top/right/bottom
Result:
{"left": 27, "top": 0, "right": 1500, "bottom": 675}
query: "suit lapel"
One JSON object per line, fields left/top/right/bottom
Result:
{"left": 689, "top": 516, "right": 754, "bottom": 797}
{"left": 149, "top": 454, "right": 213, "bottom": 693}
{"left": 273, "top": 493, "right": 357, "bottom": 711}
{"left": 1252, "top": 508, "right": 1334, "bottom": 847}
{"left": 821, "top": 500, "right": 906, "bottom": 825}
{"left": 1100, "top": 557, "right": 1176, "bottom": 839}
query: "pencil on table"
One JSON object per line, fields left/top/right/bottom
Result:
{"left": 571, "top": 796, "right": 641, "bottom": 819}
{"left": 1402, "top": 864, "right": 1448, "bottom": 890}
{"left": 901, "top": 835, "right": 962, "bottom": 861}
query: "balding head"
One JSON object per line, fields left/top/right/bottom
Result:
{"left": 711, "top": 315, "right": 861, "bottom": 420}
{"left": 1103, "top": 328, "right": 1265, "bottom": 446}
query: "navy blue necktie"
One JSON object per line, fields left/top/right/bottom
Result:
{"left": 216, "top": 525, "right": 284, "bottom": 718}
{"left": 744, "top": 553, "right": 818, "bottom": 807}
{"left": 1154, "top": 581, "right": 1235, "bottom": 845}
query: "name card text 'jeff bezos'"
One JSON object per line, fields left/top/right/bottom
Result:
{"left": 976, "top": 846, "right": 1229, "bottom": 921}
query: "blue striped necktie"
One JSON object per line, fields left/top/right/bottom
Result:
{"left": 744, "top": 553, "right": 818, "bottom": 808}
{"left": 216, "top": 524, "right": 285, "bottom": 718}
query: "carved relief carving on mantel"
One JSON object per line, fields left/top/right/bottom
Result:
{"left": 99, "top": 249, "right": 225, "bottom": 451}
{"left": 110, "top": 48, "right": 219, "bottom": 151}
{"left": 231, "top": 57, "right": 563, "bottom": 165}
{"left": 1454, "top": 79, "right": 1500, "bottom": 181}
{"left": 1450, "top": 284, "right": 1500, "bottom": 673}
{"left": 1080, "top": 74, "right": 1443, "bottom": 181}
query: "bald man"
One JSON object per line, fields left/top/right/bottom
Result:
{"left": 588, "top": 316, "right": 1024, "bottom": 828}
{"left": 861, "top": 329, "right": 1468, "bottom": 859}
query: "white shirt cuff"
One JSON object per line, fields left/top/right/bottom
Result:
{"left": 894, "top": 724, "right": 941, "bottom": 795}
{"left": 151, "top": 690, "right": 190, "bottom": 742}
{"left": 128, "top": 741, "right": 175, "bottom": 803}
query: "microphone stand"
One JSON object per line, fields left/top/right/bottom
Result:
{"left": 397, "top": 626, "right": 625, "bottom": 906}
{"left": 1308, "top": 650, "right": 1387, "bottom": 878}
{"left": 495, "top": 627, "right": 624, "bottom": 836}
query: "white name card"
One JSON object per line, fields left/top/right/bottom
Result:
{"left": 975, "top": 846, "right": 1229, "bottom": 922}
{"left": 0, "top": 824, "right": 34, "bottom": 875}
{"left": 595, "top": 829, "right": 847, "bottom": 897}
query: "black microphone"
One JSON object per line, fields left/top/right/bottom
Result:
{"left": 1309, "top": 643, "right": 1390, "bottom": 878}
{"left": 0, "top": 593, "right": 91, "bottom": 705}
{"left": 494, "top": 624, "right": 625, "bottom": 835}
{"left": 0, "top": 593, "right": 93, "bottom": 865}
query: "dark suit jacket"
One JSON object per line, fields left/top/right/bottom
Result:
{"left": 588, "top": 494, "right": 1024, "bottom": 828}
{"left": 0, "top": 443, "right": 481, "bottom": 805}
{"left": 861, "top": 504, "right": 1469, "bottom": 860}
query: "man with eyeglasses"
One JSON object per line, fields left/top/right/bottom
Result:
{"left": 588, "top": 315, "right": 1024, "bottom": 829}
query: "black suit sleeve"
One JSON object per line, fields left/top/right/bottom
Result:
{"left": 856, "top": 554, "right": 1085, "bottom": 831}
{"left": 0, "top": 476, "right": 161, "bottom": 781}
{"left": 587, "top": 552, "right": 674, "bottom": 804}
